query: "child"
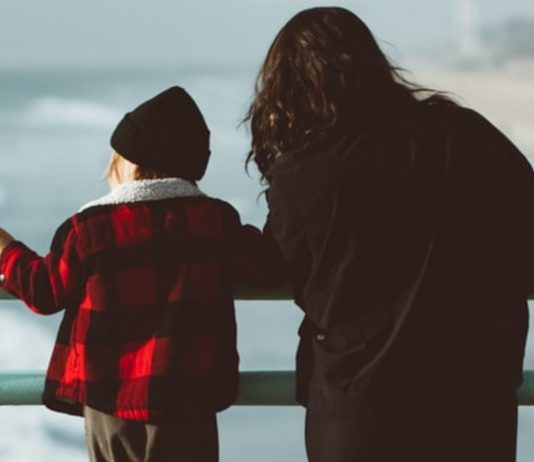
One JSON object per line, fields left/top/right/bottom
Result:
{"left": 0, "top": 86, "right": 282, "bottom": 462}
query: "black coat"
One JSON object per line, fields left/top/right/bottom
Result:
{"left": 266, "top": 101, "right": 534, "bottom": 422}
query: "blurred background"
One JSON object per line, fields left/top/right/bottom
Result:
{"left": 0, "top": 0, "right": 533, "bottom": 460}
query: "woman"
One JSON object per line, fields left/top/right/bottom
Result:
{"left": 246, "top": 7, "right": 534, "bottom": 462}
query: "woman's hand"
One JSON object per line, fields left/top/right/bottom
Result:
{"left": 0, "top": 228, "right": 15, "bottom": 254}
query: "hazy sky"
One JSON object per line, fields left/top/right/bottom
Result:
{"left": 1, "top": 0, "right": 533, "bottom": 69}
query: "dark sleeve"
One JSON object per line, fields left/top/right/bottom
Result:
{"left": 226, "top": 205, "right": 287, "bottom": 290}
{"left": 265, "top": 129, "right": 440, "bottom": 335}
{"left": 0, "top": 218, "right": 82, "bottom": 314}
{"left": 265, "top": 184, "right": 313, "bottom": 308}
{"left": 502, "top": 138, "right": 534, "bottom": 296}
{"left": 464, "top": 107, "right": 534, "bottom": 296}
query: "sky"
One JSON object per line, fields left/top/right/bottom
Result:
{"left": 1, "top": 0, "right": 533, "bottom": 69}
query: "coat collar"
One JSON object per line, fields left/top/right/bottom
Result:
{"left": 79, "top": 178, "right": 206, "bottom": 212}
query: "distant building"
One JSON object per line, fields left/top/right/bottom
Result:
{"left": 457, "top": 0, "right": 484, "bottom": 60}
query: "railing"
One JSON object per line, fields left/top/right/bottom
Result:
{"left": 0, "top": 370, "right": 298, "bottom": 406}
{"left": 1, "top": 289, "right": 533, "bottom": 406}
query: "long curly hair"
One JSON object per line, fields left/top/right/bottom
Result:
{"left": 245, "top": 7, "right": 453, "bottom": 180}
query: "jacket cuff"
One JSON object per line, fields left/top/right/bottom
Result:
{"left": 0, "top": 241, "right": 29, "bottom": 291}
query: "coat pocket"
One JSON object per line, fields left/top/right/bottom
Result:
{"left": 311, "top": 314, "right": 393, "bottom": 386}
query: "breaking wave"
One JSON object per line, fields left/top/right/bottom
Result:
{"left": 23, "top": 97, "right": 121, "bottom": 128}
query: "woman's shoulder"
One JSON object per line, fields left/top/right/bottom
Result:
{"left": 423, "top": 101, "right": 532, "bottom": 180}
{"left": 420, "top": 101, "right": 501, "bottom": 138}
{"left": 267, "top": 99, "right": 525, "bottom": 184}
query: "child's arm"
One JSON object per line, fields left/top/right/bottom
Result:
{"left": 0, "top": 220, "right": 81, "bottom": 314}
{"left": 0, "top": 228, "right": 14, "bottom": 253}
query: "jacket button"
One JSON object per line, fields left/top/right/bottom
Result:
{"left": 316, "top": 333, "right": 326, "bottom": 342}
{"left": 0, "top": 274, "right": 5, "bottom": 284}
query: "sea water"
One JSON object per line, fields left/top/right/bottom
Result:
{"left": 0, "top": 67, "right": 532, "bottom": 461}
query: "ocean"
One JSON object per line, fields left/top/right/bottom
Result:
{"left": 0, "top": 67, "right": 533, "bottom": 461}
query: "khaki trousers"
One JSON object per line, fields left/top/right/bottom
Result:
{"left": 84, "top": 407, "right": 218, "bottom": 462}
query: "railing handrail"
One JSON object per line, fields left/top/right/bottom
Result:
{"left": 0, "top": 286, "right": 293, "bottom": 301}
{"left": 1, "top": 288, "right": 534, "bottom": 406}
{"left": 0, "top": 371, "right": 298, "bottom": 406}
{"left": 1, "top": 370, "right": 534, "bottom": 406}
{"left": 3, "top": 287, "right": 534, "bottom": 301}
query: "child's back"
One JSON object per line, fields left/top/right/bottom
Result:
{"left": 0, "top": 87, "right": 281, "bottom": 462}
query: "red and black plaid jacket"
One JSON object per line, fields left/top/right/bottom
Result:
{"left": 0, "top": 184, "right": 282, "bottom": 421}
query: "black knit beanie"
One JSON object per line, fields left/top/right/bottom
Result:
{"left": 110, "top": 86, "right": 210, "bottom": 181}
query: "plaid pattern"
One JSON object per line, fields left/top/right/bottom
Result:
{"left": 0, "top": 196, "right": 280, "bottom": 421}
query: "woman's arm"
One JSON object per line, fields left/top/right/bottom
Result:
{"left": 233, "top": 222, "right": 288, "bottom": 290}
{"left": 227, "top": 205, "right": 288, "bottom": 291}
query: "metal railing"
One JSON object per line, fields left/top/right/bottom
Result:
{"left": 1, "top": 370, "right": 534, "bottom": 406}
{"left": 1, "top": 288, "right": 533, "bottom": 406}
{"left": 0, "top": 370, "right": 298, "bottom": 406}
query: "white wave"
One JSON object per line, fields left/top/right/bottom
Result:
{"left": 24, "top": 97, "right": 122, "bottom": 128}
{"left": 0, "top": 308, "right": 86, "bottom": 460}
{"left": 0, "top": 308, "right": 53, "bottom": 368}
{"left": 0, "top": 406, "right": 86, "bottom": 462}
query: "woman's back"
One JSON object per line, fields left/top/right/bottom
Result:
{"left": 267, "top": 102, "right": 533, "bottom": 418}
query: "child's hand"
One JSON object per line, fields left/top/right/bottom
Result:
{"left": 0, "top": 228, "right": 15, "bottom": 254}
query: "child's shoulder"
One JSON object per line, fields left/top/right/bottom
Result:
{"left": 50, "top": 196, "right": 244, "bottom": 252}
{"left": 176, "top": 196, "right": 245, "bottom": 228}
{"left": 65, "top": 195, "right": 243, "bottom": 232}
{"left": 200, "top": 197, "right": 241, "bottom": 217}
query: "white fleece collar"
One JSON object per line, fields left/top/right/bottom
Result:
{"left": 79, "top": 178, "right": 206, "bottom": 212}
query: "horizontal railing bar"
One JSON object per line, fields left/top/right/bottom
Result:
{"left": 0, "top": 285, "right": 293, "bottom": 301}
{"left": 520, "top": 371, "right": 534, "bottom": 406}
{"left": 237, "top": 371, "right": 297, "bottom": 405}
{"left": 0, "top": 370, "right": 533, "bottom": 406}
{"left": 0, "top": 372, "right": 45, "bottom": 405}
{"left": 3, "top": 287, "right": 534, "bottom": 301}
{"left": 0, "top": 371, "right": 297, "bottom": 407}
{"left": 232, "top": 285, "right": 293, "bottom": 301}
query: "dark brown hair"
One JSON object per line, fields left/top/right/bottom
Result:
{"left": 245, "top": 7, "right": 454, "bottom": 180}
